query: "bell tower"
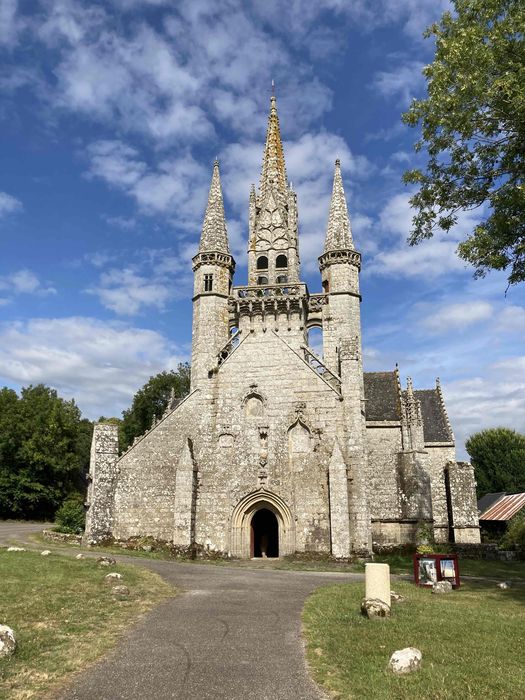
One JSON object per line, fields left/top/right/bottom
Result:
{"left": 248, "top": 95, "right": 300, "bottom": 287}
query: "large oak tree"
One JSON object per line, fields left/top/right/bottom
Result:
{"left": 403, "top": 0, "right": 525, "bottom": 285}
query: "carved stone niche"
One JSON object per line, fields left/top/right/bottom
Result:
{"left": 244, "top": 393, "right": 265, "bottom": 417}
{"left": 288, "top": 420, "right": 311, "bottom": 454}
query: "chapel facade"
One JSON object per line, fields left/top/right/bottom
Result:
{"left": 85, "top": 96, "right": 481, "bottom": 556}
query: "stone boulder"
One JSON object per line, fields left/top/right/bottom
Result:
{"left": 361, "top": 598, "right": 391, "bottom": 619}
{"left": 390, "top": 591, "right": 406, "bottom": 603}
{"left": 41, "top": 550, "right": 51, "bottom": 557}
{"left": 75, "top": 553, "right": 85, "bottom": 560}
{"left": 432, "top": 580, "right": 453, "bottom": 594}
{"left": 111, "top": 585, "right": 130, "bottom": 598}
{"left": 7, "top": 547, "right": 25, "bottom": 552}
{"left": 389, "top": 647, "right": 422, "bottom": 675}
{"left": 0, "top": 625, "right": 16, "bottom": 658}
{"left": 497, "top": 581, "right": 511, "bottom": 590}
{"left": 97, "top": 556, "right": 117, "bottom": 567}
{"left": 105, "top": 572, "right": 123, "bottom": 584}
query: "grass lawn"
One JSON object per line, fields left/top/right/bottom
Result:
{"left": 0, "top": 550, "right": 175, "bottom": 700}
{"left": 303, "top": 580, "right": 525, "bottom": 700}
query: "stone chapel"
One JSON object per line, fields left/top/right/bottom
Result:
{"left": 85, "top": 95, "right": 480, "bottom": 556}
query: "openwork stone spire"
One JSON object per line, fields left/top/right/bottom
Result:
{"left": 324, "top": 159, "right": 354, "bottom": 252}
{"left": 199, "top": 160, "right": 230, "bottom": 253}
{"left": 259, "top": 95, "right": 288, "bottom": 197}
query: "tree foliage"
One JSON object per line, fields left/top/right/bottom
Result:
{"left": 500, "top": 510, "right": 525, "bottom": 551}
{"left": 465, "top": 427, "right": 525, "bottom": 495}
{"left": 55, "top": 493, "right": 86, "bottom": 534}
{"left": 403, "top": 0, "right": 525, "bottom": 285}
{"left": 0, "top": 385, "right": 92, "bottom": 519}
{"left": 120, "top": 364, "right": 191, "bottom": 451}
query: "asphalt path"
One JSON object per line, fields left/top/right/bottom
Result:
{"left": 0, "top": 521, "right": 362, "bottom": 700}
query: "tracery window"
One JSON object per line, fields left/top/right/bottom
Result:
{"left": 204, "top": 274, "right": 213, "bottom": 292}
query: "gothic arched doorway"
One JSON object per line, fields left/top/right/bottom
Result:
{"left": 251, "top": 508, "right": 279, "bottom": 558}
{"left": 230, "top": 490, "right": 294, "bottom": 558}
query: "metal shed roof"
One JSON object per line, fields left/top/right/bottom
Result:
{"left": 479, "top": 493, "right": 525, "bottom": 521}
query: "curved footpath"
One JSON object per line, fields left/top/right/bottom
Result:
{"left": 0, "top": 522, "right": 361, "bottom": 700}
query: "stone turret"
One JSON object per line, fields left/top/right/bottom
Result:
{"left": 191, "top": 160, "right": 235, "bottom": 389}
{"left": 248, "top": 94, "right": 300, "bottom": 286}
{"left": 319, "top": 159, "right": 362, "bottom": 373}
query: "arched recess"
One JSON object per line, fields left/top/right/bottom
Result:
{"left": 306, "top": 325, "right": 323, "bottom": 357}
{"left": 288, "top": 419, "right": 311, "bottom": 454}
{"left": 230, "top": 489, "right": 294, "bottom": 558}
{"left": 242, "top": 391, "right": 265, "bottom": 418}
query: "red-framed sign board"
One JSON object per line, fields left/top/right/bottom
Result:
{"left": 413, "top": 553, "right": 460, "bottom": 588}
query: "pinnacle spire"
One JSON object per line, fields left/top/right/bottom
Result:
{"left": 259, "top": 93, "right": 288, "bottom": 197}
{"left": 199, "top": 159, "right": 230, "bottom": 254}
{"left": 324, "top": 159, "right": 354, "bottom": 252}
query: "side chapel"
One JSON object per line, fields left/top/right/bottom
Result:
{"left": 85, "top": 95, "right": 480, "bottom": 556}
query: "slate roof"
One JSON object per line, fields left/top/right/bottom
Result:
{"left": 363, "top": 372, "right": 401, "bottom": 421}
{"left": 414, "top": 389, "right": 453, "bottom": 443}
{"left": 363, "top": 373, "right": 454, "bottom": 443}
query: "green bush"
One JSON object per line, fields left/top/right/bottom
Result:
{"left": 500, "top": 511, "right": 525, "bottom": 551}
{"left": 55, "top": 495, "right": 86, "bottom": 534}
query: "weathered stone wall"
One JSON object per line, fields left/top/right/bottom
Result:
{"left": 111, "top": 391, "right": 202, "bottom": 542}
{"left": 365, "top": 425, "right": 403, "bottom": 519}
{"left": 84, "top": 423, "right": 119, "bottom": 544}
{"left": 421, "top": 444, "right": 456, "bottom": 543}
{"left": 199, "top": 329, "right": 342, "bottom": 554}
{"left": 447, "top": 461, "right": 481, "bottom": 543}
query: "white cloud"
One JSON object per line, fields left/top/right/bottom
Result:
{"left": 0, "top": 269, "right": 56, "bottom": 303}
{"left": 0, "top": 0, "right": 20, "bottom": 46}
{"left": 86, "top": 247, "right": 193, "bottom": 316}
{"left": 373, "top": 61, "right": 425, "bottom": 106}
{"left": 86, "top": 139, "right": 209, "bottom": 229}
{"left": 0, "top": 191, "right": 22, "bottom": 217}
{"left": 366, "top": 191, "right": 485, "bottom": 280}
{"left": 422, "top": 301, "right": 493, "bottom": 334}
{"left": 88, "top": 267, "right": 173, "bottom": 316}
{"left": 445, "top": 358, "right": 525, "bottom": 458}
{"left": 0, "top": 316, "right": 186, "bottom": 418}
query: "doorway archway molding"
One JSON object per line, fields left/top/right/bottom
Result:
{"left": 230, "top": 489, "right": 294, "bottom": 558}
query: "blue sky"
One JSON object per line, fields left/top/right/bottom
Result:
{"left": 1, "top": 0, "right": 524, "bottom": 457}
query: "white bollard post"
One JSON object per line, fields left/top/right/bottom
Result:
{"left": 365, "top": 563, "right": 391, "bottom": 607}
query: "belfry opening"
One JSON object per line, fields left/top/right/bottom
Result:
{"left": 251, "top": 508, "right": 279, "bottom": 558}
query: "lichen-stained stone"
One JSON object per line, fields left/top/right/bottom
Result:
{"left": 361, "top": 598, "right": 391, "bottom": 619}
{"left": 0, "top": 625, "right": 16, "bottom": 658}
{"left": 432, "top": 580, "right": 453, "bottom": 594}
{"left": 389, "top": 648, "right": 422, "bottom": 675}
{"left": 111, "top": 585, "right": 130, "bottom": 598}
{"left": 84, "top": 93, "right": 480, "bottom": 559}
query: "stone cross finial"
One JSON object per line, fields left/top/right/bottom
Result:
{"left": 199, "top": 160, "right": 230, "bottom": 254}
{"left": 324, "top": 159, "right": 354, "bottom": 253}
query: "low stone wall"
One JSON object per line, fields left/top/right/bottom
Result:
{"left": 42, "top": 529, "right": 82, "bottom": 545}
{"left": 450, "top": 542, "right": 520, "bottom": 561}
